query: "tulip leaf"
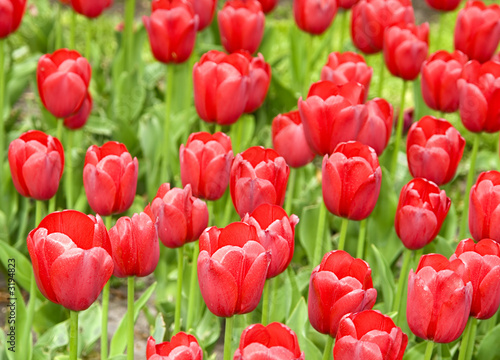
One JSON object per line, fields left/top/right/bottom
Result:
{"left": 152, "top": 313, "right": 166, "bottom": 344}
{"left": 403, "top": 341, "right": 429, "bottom": 360}
{"left": 371, "top": 244, "right": 395, "bottom": 314}
{"left": 192, "top": 308, "right": 221, "bottom": 351}
{"left": 78, "top": 304, "right": 102, "bottom": 357}
{"left": 230, "top": 114, "right": 256, "bottom": 154}
{"left": 32, "top": 320, "right": 68, "bottom": 360}
{"left": 269, "top": 272, "right": 292, "bottom": 324}
{"left": 477, "top": 323, "right": 500, "bottom": 360}
{"left": 0, "top": 240, "right": 32, "bottom": 292}
{"left": 298, "top": 204, "right": 327, "bottom": 266}
{"left": 286, "top": 297, "right": 322, "bottom": 360}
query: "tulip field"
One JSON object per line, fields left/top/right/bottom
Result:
{"left": 2, "top": 0, "right": 500, "bottom": 359}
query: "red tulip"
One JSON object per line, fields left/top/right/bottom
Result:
{"left": 27, "top": 210, "right": 113, "bottom": 311}
{"left": 230, "top": 146, "right": 289, "bottom": 217}
{"left": 234, "top": 322, "right": 305, "bottom": 360}
{"left": 257, "top": 0, "right": 278, "bottom": 13}
{"left": 146, "top": 333, "right": 202, "bottom": 360}
{"left": 237, "top": 51, "right": 271, "bottom": 113}
{"left": 83, "top": 141, "right": 139, "bottom": 216}
{"left": 143, "top": 0, "right": 199, "bottom": 64}
{"left": 293, "top": 0, "right": 337, "bottom": 35}
{"left": 407, "top": 254, "right": 472, "bottom": 343}
{"left": 70, "top": 0, "right": 112, "bottom": 18}
{"left": 454, "top": 1, "right": 500, "bottom": 63}
{"left": 308, "top": 80, "right": 365, "bottom": 105}
{"left": 421, "top": 50, "right": 469, "bottom": 113}
{"left": 424, "top": 0, "right": 461, "bottom": 11}
{"left": 63, "top": 93, "right": 93, "bottom": 130}
{"left": 271, "top": 110, "right": 315, "bottom": 168}
{"left": 407, "top": 116, "right": 465, "bottom": 185}
{"left": 383, "top": 22, "right": 429, "bottom": 81}
{"left": 322, "top": 141, "right": 382, "bottom": 221}
{"left": 218, "top": 0, "right": 265, "bottom": 54}
{"left": 8, "top": 130, "right": 64, "bottom": 201}
{"left": 469, "top": 171, "right": 500, "bottom": 242}
{"left": 37, "top": 49, "right": 91, "bottom": 119}
{"left": 308, "top": 250, "right": 377, "bottom": 338}
{"left": 334, "top": 310, "right": 408, "bottom": 360}
{"left": 338, "top": 0, "right": 360, "bottom": 9}
{"left": 198, "top": 222, "right": 271, "bottom": 317}
{"left": 180, "top": 131, "right": 234, "bottom": 201}
{"left": 0, "top": 0, "right": 27, "bottom": 38}
{"left": 186, "top": 0, "right": 216, "bottom": 31}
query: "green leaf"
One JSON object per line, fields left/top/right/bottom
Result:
{"left": 286, "top": 298, "right": 322, "bottom": 360}
{"left": 298, "top": 204, "right": 326, "bottom": 266}
{"left": 371, "top": 244, "right": 395, "bottom": 314}
{"left": 404, "top": 341, "right": 429, "bottom": 360}
{"left": 33, "top": 321, "right": 68, "bottom": 360}
{"left": 0, "top": 241, "right": 32, "bottom": 292}
{"left": 230, "top": 114, "right": 256, "bottom": 154}
{"left": 78, "top": 304, "right": 102, "bottom": 356}
{"left": 477, "top": 323, "right": 500, "bottom": 360}
{"left": 152, "top": 313, "right": 166, "bottom": 343}
{"left": 269, "top": 273, "right": 292, "bottom": 324}
{"left": 193, "top": 308, "right": 221, "bottom": 351}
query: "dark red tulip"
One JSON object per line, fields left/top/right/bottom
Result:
{"left": 338, "top": 0, "right": 360, "bottom": 9}
{"left": 27, "top": 210, "right": 113, "bottom": 311}
{"left": 293, "top": 0, "right": 337, "bottom": 35}
{"left": 322, "top": 141, "right": 382, "bottom": 221}
{"left": 234, "top": 322, "right": 305, "bottom": 360}
{"left": 334, "top": 310, "right": 408, "bottom": 360}
{"left": 0, "top": 0, "right": 27, "bottom": 38}
{"left": 83, "top": 141, "right": 139, "bottom": 216}
{"left": 8, "top": 130, "right": 64, "bottom": 201}
{"left": 198, "top": 222, "right": 271, "bottom": 317}
{"left": 407, "top": 254, "right": 472, "bottom": 343}
{"left": 308, "top": 250, "right": 377, "bottom": 338}
{"left": 146, "top": 333, "right": 202, "bottom": 360}
{"left": 257, "top": 0, "right": 278, "bottom": 13}
{"left": 237, "top": 51, "right": 271, "bottom": 113}
{"left": 421, "top": 50, "right": 469, "bottom": 113}
{"left": 63, "top": 93, "right": 92, "bottom": 130}
{"left": 407, "top": 116, "right": 465, "bottom": 185}
{"left": 186, "top": 0, "right": 216, "bottom": 31}
{"left": 469, "top": 171, "right": 500, "bottom": 243}
{"left": 70, "top": 0, "right": 112, "bottom": 18}
{"left": 424, "top": 0, "right": 461, "bottom": 11}
{"left": 308, "top": 80, "right": 365, "bottom": 105}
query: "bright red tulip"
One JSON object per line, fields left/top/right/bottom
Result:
{"left": 424, "top": 0, "right": 461, "bottom": 11}
{"left": 0, "top": 0, "right": 27, "bottom": 38}
{"left": 8, "top": 130, "right": 64, "bottom": 201}
{"left": 308, "top": 250, "right": 377, "bottom": 338}
{"left": 257, "top": 0, "right": 278, "bottom": 13}
{"left": 308, "top": 80, "right": 365, "bottom": 105}
{"left": 234, "top": 322, "right": 305, "bottom": 360}
{"left": 334, "top": 310, "right": 408, "bottom": 360}
{"left": 83, "top": 141, "right": 139, "bottom": 216}
{"left": 146, "top": 332, "right": 202, "bottom": 360}
{"left": 469, "top": 171, "right": 500, "bottom": 242}
{"left": 27, "top": 210, "right": 113, "bottom": 311}
{"left": 186, "top": 0, "right": 216, "bottom": 31}
{"left": 322, "top": 141, "right": 382, "bottom": 221}
{"left": 237, "top": 51, "right": 271, "bottom": 113}
{"left": 198, "top": 222, "right": 271, "bottom": 317}
{"left": 293, "top": 0, "right": 337, "bottom": 35}
{"left": 70, "top": 0, "right": 112, "bottom": 18}
{"left": 63, "top": 93, "right": 92, "bottom": 130}
{"left": 338, "top": 0, "right": 360, "bottom": 9}
{"left": 230, "top": 146, "right": 289, "bottom": 217}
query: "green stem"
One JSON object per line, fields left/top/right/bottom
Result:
{"left": 175, "top": 246, "right": 184, "bottom": 333}
{"left": 162, "top": 64, "right": 174, "bottom": 182}
{"left": 436, "top": 11, "right": 446, "bottom": 52}
{"left": 223, "top": 317, "right": 234, "bottom": 360}
{"left": 377, "top": 52, "right": 385, "bottom": 98}
{"left": 127, "top": 277, "right": 135, "bottom": 360}
{"left": 424, "top": 341, "right": 434, "bottom": 360}
{"left": 56, "top": 118, "right": 63, "bottom": 140}
{"left": 222, "top": 190, "right": 233, "bottom": 226}
{"left": 356, "top": 219, "right": 367, "bottom": 259}
{"left": 393, "top": 248, "right": 412, "bottom": 323}
{"left": 458, "top": 317, "right": 472, "bottom": 360}
{"left": 55, "top": 3, "right": 62, "bottom": 49}
{"left": 338, "top": 10, "right": 347, "bottom": 51}
{"left": 261, "top": 279, "right": 270, "bottom": 326}
{"left": 70, "top": 11, "right": 76, "bottom": 49}
{"left": 487, "top": 311, "right": 498, "bottom": 332}
{"left": 124, "top": 0, "right": 136, "bottom": 69}
{"left": 303, "top": 33, "right": 313, "bottom": 96}
{"left": 85, "top": 19, "right": 92, "bottom": 60}
{"left": 390, "top": 79, "right": 408, "bottom": 177}
{"left": 69, "top": 311, "right": 79, "bottom": 360}
{"left": 186, "top": 242, "right": 200, "bottom": 331}
{"left": 337, "top": 218, "right": 349, "bottom": 251}
{"left": 322, "top": 336, "right": 334, "bottom": 360}
{"left": 0, "top": 40, "right": 5, "bottom": 181}
{"left": 459, "top": 134, "right": 480, "bottom": 239}
{"left": 65, "top": 129, "right": 74, "bottom": 208}
{"left": 101, "top": 216, "right": 112, "bottom": 360}
{"left": 313, "top": 200, "right": 328, "bottom": 265}
{"left": 285, "top": 168, "right": 297, "bottom": 215}
{"left": 465, "top": 317, "right": 477, "bottom": 360}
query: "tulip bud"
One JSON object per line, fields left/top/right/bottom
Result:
{"left": 0, "top": 0, "right": 27, "bottom": 38}
{"left": 469, "top": 171, "right": 500, "bottom": 242}
{"left": 337, "top": 0, "right": 360, "bottom": 9}
{"left": 308, "top": 80, "right": 365, "bottom": 105}
{"left": 293, "top": 0, "right": 337, "bottom": 35}
{"left": 257, "top": 0, "right": 278, "bottom": 13}
{"left": 146, "top": 333, "right": 202, "bottom": 360}
{"left": 186, "top": 0, "right": 216, "bottom": 31}
{"left": 237, "top": 51, "right": 271, "bottom": 113}
{"left": 70, "top": 0, "right": 112, "bottom": 18}
{"left": 424, "top": 0, "right": 461, "bottom": 11}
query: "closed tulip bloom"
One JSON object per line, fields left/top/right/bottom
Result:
{"left": 338, "top": 0, "right": 360, "bottom": 9}
{"left": 234, "top": 322, "right": 305, "bottom": 360}
{"left": 308, "top": 250, "right": 377, "bottom": 338}
{"left": 180, "top": 131, "right": 234, "bottom": 201}
{"left": 8, "top": 130, "right": 64, "bottom": 201}
{"left": 237, "top": 51, "right": 271, "bottom": 113}
{"left": 146, "top": 332, "right": 202, "bottom": 360}
{"left": 0, "top": 0, "right": 27, "bottom": 38}
{"left": 469, "top": 171, "right": 500, "bottom": 242}
{"left": 257, "top": 0, "right": 278, "bottom": 13}
{"left": 334, "top": 310, "right": 408, "bottom": 360}
{"left": 293, "top": 0, "right": 337, "bottom": 35}
{"left": 70, "top": 0, "right": 112, "bottom": 18}
{"left": 454, "top": 1, "right": 500, "bottom": 63}
{"left": 322, "top": 141, "right": 382, "bottom": 221}
{"left": 421, "top": 50, "right": 469, "bottom": 113}
{"left": 186, "top": 0, "right": 216, "bottom": 31}
{"left": 230, "top": 146, "right": 289, "bottom": 217}
{"left": 407, "top": 254, "right": 472, "bottom": 343}
{"left": 308, "top": 80, "right": 365, "bottom": 106}
{"left": 37, "top": 49, "right": 91, "bottom": 119}
{"left": 425, "top": 0, "right": 461, "bottom": 11}
{"left": 27, "top": 210, "right": 113, "bottom": 311}
{"left": 83, "top": 141, "right": 139, "bottom": 216}
{"left": 354, "top": 98, "right": 394, "bottom": 155}
{"left": 198, "top": 222, "right": 271, "bottom": 317}
{"left": 63, "top": 93, "right": 93, "bottom": 130}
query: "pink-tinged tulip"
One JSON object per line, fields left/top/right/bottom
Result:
{"left": 237, "top": 51, "right": 271, "bottom": 113}
{"left": 83, "top": 141, "right": 139, "bottom": 216}
{"left": 322, "top": 141, "right": 382, "bottom": 221}
{"left": 320, "top": 52, "right": 373, "bottom": 102}
{"left": 37, "top": 49, "right": 91, "bottom": 119}
{"left": 198, "top": 222, "right": 271, "bottom": 317}
{"left": 27, "top": 210, "right": 113, "bottom": 311}
{"left": 230, "top": 146, "right": 289, "bottom": 217}
{"left": 151, "top": 183, "right": 209, "bottom": 248}
{"left": 293, "top": 0, "right": 337, "bottom": 35}
{"left": 186, "top": 0, "right": 216, "bottom": 31}
{"left": 469, "top": 171, "right": 500, "bottom": 242}
{"left": 8, "top": 130, "right": 64, "bottom": 201}
{"left": 63, "top": 93, "right": 92, "bottom": 130}
{"left": 454, "top": 1, "right": 500, "bottom": 63}
{"left": 351, "top": 0, "right": 415, "bottom": 54}
{"left": 143, "top": 0, "right": 199, "bottom": 64}
{"left": 218, "top": 0, "right": 265, "bottom": 54}
{"left": 0, "top": 0, "right": 27, "bottom": 38}
{"left": 146, "top": 333, "right": 202, "bottom": 360}
{"left": 193, "top": 50, "right": 250, "bottom": 125}
{"left": 70, "top": 0, "right": 112, "bottom": 18}
{"left": 425, "top": 0, "right": 461, "bottom": 11}
{"left": 407, "top": 254, "right": 472, "bottom": 343}
{"left": 257, "top": 0, "right": 278, "bottom": 13}
{"left": 395, "top": 178, "right": 450, "bottom": 250}
{"left": 421, "top": 50, "right": 469, "bottom": 113}
{"left": 308, "top": 80, "right": 365, "bottom": 105}
{"left": 383, "top": 22, "right": 429, "bottom": 81}
{"left": 451, "top": 238, "right": 500, "bottom": 319}
{"left": 108, "top": 209, "right": 159, "bottom": 278}
{"left": 457, "top": 60, "right": 500, "bottom": 133}
{"left": 271, "top": 110, "right": 315, "bottom": 168}
{"left": 234, "top": 322, "right": 305, "bottom": 360}
{"left": 334, "top": 310, "right": 408, "bottom": 360}
{"left": 308, "top": 250, "right": 377, "bottom": 338}
{"left": 407, "top": 116, "right": 465, "bottom": 185}
{"left": 242, "top": 203, "right": 298, "bottom": 278}
{"left": 338, "top": 0, "right": 360, "bottom": 9}
{"left": 180, "top": 131, "right": 234, "bottom": 201}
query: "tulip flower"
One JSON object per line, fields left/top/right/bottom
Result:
{"left": 308, "top": 250, "right": 377, "bottom": 338}
{"left": 293, "top": 0, "right": 337, "bottom": 35}
{"left": 8, "top": 130, "right": 64, "bottom": 201}
{"left": 146, "top": 333, "right": 203, "bottom": 360}
{"left": 234, "top": 322, "right": 305, "bottom": 360}
{"left": 424, "top": 0, "right": 461, "bottom": 11}
{"left": 334, "top": 310, "right": 408, "bottom": 360}
{"left": 186, "top": 0, "right": 216, "bottom": 31}
{"left": 70, "top": 0, "right": 112, "bottom": 18}
{"left": 338, "top": 0, "right": 360, "bottom": 9}
{"left": 27, "top": 210, "right": 113, "bottom": 311}
{"left": 406, "top": 116, "right": 465, "bottom": 185}
{"left": 230, "top": 146, "right": 289, "bottom": 217}
{"left": 469, "top": 171, "right": 500, "bottom": 242}
{"left": 307, "top": 80, "right": 365, "bottom": 105}
{"left": 83, "top": 141, "right": 139, "bottom": 216}
{"left": 63, "top": 93, "right": 92, "bottom": 130}
{"left": 218, "top": 0, "right": 265, "bottom": 54}
{"left": 354, "top": 98, "right": 394, "bottom": 155}
{"left": 0, "top": 0, "right": 27, "bottom": 38}
{"left": 407, "top": 254, "right": 472, "bottom": 343}
{"left": 198, "top": 222, "right": 271, "bottom": 317}
{"left": 257, "top": 0, "right": 278, "bottom": 13}
{"left": 237, "top": 51, "right": 271, "bottom": 113}
{"left": 454, "top": 1, "right": 500, "bottom": 63}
